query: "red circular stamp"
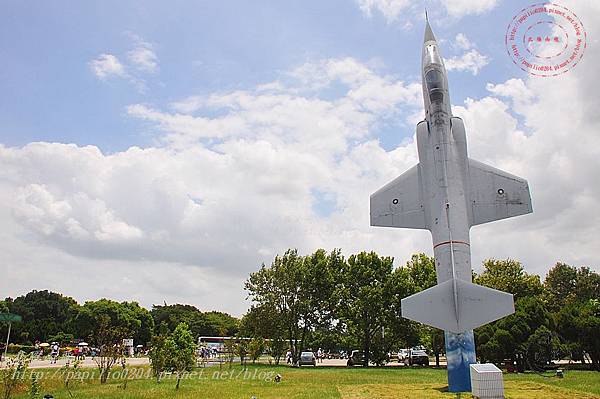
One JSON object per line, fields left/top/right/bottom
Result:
{"left": 505, "top": 3, "right": 586, "bottom": 77}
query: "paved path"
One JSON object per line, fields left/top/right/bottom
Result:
{"left": 1, "top": 356, "right": 151, "bottom": 369}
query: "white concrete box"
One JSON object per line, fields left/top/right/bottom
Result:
{"left": 470, "top": 363, "right": 504, "bottom": 398}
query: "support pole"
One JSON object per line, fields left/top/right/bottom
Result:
{"left": 3, "top": 321, "right": 11, "bottom": 360}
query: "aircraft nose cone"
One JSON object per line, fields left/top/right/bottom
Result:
{"left": 424, "top": 20, "right": 436, "bottom": 43}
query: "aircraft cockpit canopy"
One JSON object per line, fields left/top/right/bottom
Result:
{"left": 425, "top": 69, "right": 444, "bottom": 103}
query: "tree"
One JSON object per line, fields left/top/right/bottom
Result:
{"left": 151, "top": 304, "right": 238, "bottom": 339}
{"left": 573, "top": 268, "right": 600, "bottom": 303}
{"left": 248, "top": 337, "right": 265, "bottom": 364}
{"left": 476, "top": 296, "right": 550, "bottom": 370}
{"left": 524, "top": 325, "right": 562, "bottom": 370}
{"left": 236, "top": 337, "right": 249, "bottom": 367}
{"left": 245, "top": 249, "right": 339, "bottom": 366}
{"left": 421, "top": 327, "right": 445, "bottom": 367}
{"left": 475, "top": 259, "right": 543, "bottom": 301}
{"left": 73, "top": 299, "right": 149, "bottom": 347}
{"left": 92, "top": 315, "right": 127, "bottom": 384}
{"left": 1, "top": 352, "right": 30, "bottom": 399}
{"left": 148, "top": 323, "right": 170, "bottom": 382}
{"left": 398, "top": 254, "right": 438, "bottom": 351}
{"left": 1, "top": 291, "right": 79, "bottom": 344}
{"left": 545, "top": 263, "right": 600, "bottom": 309}
{"left": 404, "top": 253, "right": 437, "bottom": 292}
{"left": 122, "top": 302, "right": 154, "bottom": 346}
{"left": 544, "top": 263, "right": 578, "bottom": 312}
{"left": 267, "top": 336, "right": 287, "bottom": 365}
{"left": 166, "top": 323, "right": 196, "bottom": 390}
{"left": 203, "top": 311, "right": 239, "bottom": 337}
{"left": 338, "top": 251, "right": 394, "bottom": 366}
{"left": 48, "top": 332, "right": 74, "bottom": 346}
{"left": 546, "top": 263, "right": 600, "bottom": 367}
{"left": 241, "top": 304, "right": 285, "bottom": 364}
{"left": 555, "top": 299, "right": 600, "bottom": 370}
{"left": 74, "top": 300, "right": 141, "bottom": 384}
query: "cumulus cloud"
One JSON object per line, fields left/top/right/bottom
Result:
{"left": 131, "top": 58, "right": 421, "bottom": 149}
{"left": 445, "top": 49, "right": 489, "bottom": 75}
{"left": 355, "top": 0, "right": 412, "bottom": 23}
{"left": 440, "top": 0, "right": 499, "bottom": 18}
{"left": 0, "top": 57, "right": 426, "bottom": 313}
{"left": 89, "top": 34, "right": 158, "bottom": 90}
{"left": 453, "top": 33, "right": 472, "bottom": 51}
{"left": 445, "top": 34, "right": 490, "bottom": 75}
{"left": 88, "top": 54, "right": 125, "bottom": 79}
{"left": 127, "top": 37, "right": 159, "bottom": 73}
{"left": 356, "top": 0, "right": 499, "bottom": 22}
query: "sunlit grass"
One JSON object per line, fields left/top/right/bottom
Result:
{"left": 10, "top": 364, "right": 600, "bottom": 398}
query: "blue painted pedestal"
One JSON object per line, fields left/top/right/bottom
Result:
{"left": 444, "top": 330, "right": 476, "bottom": 392}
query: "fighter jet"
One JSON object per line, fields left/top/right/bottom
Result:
{"left": 370, "top": 18, "right": 532, "bottom": 334}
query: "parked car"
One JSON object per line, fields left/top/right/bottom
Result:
{"left": 403, "top": 347, "right": 429, "bottom": 366}
{"left": 347, "top": 350, "right": 366, "bottom": 366}
{"left": 299, "top": 351, "right": 317, "bottom": 366}
{"left": 397, "top": 349, "right": 409, "bottom": 362}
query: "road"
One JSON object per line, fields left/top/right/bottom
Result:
{"left": 1, "top": 356, "right": 151, "bottom": 369}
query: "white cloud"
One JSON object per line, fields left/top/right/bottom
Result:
{"left": 445, "top": 49, "right": 489, "bottom": 75}
{"left": 88, "top": 54, "right": 125, "bottom": 79}
{"left": 131, "top": 58, "right": 421, "bottom": 150}
{"left": 356, "top": 0, "right": 499, "bottom": 21}
{"left": 453, "top": 33, "right": 472, "bottom": 51}
{"left": 355, "top": 0, "right": 412, "bottom": 23}
{"left": 445, "top": 34, "right": 489, "bottom": 75}
{"left": 440, "top": 0, "right": 499, "bottom": 18}
{"left": 127, "top": 38, "right": 158, "bottom": 73}
{"left": 0, "top": 57, "right": 426, "bottom": 314}
{"left": 89, "top": 34, "right": 158, "bottom": 90}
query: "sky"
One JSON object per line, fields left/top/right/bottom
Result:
{"left": 1, "top": 0, "right": 599, "bottom": 316}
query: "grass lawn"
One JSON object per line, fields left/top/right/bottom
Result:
{"left": 10, "top": 364, "right": 600, "bottom": 399}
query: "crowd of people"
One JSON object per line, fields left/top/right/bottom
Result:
{"left": 198, "top": 346, "right": 219, "bottom": 359}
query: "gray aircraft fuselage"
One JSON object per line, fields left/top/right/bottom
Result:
{"left": 419, "top": 25, "right": 472, "bottom": 288}
{"left": 370, "top": 20, "right": 531, "bottom": 333}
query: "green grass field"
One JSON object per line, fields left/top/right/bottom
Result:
{"left": 11, "top": 364, "right": 600, "bottom": 399}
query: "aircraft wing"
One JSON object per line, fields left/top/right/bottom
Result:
{"left": 468, "top": 158, "right": 532, "bottom": 226}
{"left": 370, "top": 164, "right": 427, "bottom": 229}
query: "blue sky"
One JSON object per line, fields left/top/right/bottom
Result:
{"left": 1, "top": 0, "right": 598, "bottom": 314}
{"left": 2, "top": 0, "right": 525, "bottom": 152}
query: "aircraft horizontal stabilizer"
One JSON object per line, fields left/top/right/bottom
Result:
{"left": 401, "top": 279, "right": 514, "bottom": 333}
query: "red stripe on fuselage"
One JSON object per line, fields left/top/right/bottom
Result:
{"left": 433, "top": 240, "right": 470, "bottom": 249}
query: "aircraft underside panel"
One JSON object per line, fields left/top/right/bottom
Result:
{"left": 468, "top": 158, "right": 533, "bottom": 226}
{"left": 370, "top": 164, "right": 427, "bottom": 229}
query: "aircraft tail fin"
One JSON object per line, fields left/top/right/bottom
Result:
{"left": 401, "top": 279, "right": 514, "bottom": 333}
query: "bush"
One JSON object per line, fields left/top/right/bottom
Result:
{"left": 6, "top": 344, "right": 37, "bottom": 354}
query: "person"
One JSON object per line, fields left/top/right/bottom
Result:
{"left": 286, "top": 350, "right": 292, "bottom": 364}
{"left": 317, "top": 348, "right": 323, "bottom": 364}
{"left": 50, "top": 343, "right": 59, "bottom": 364}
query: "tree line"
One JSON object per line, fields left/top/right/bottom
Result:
{"left": 243, "top": 249, "right": 600, "bottom": 370}
{"left": 0, "top": 293, "right": 238, "bottom": 350}
{"left": 1, "top": 250, "right": 598, "bottom": 372}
